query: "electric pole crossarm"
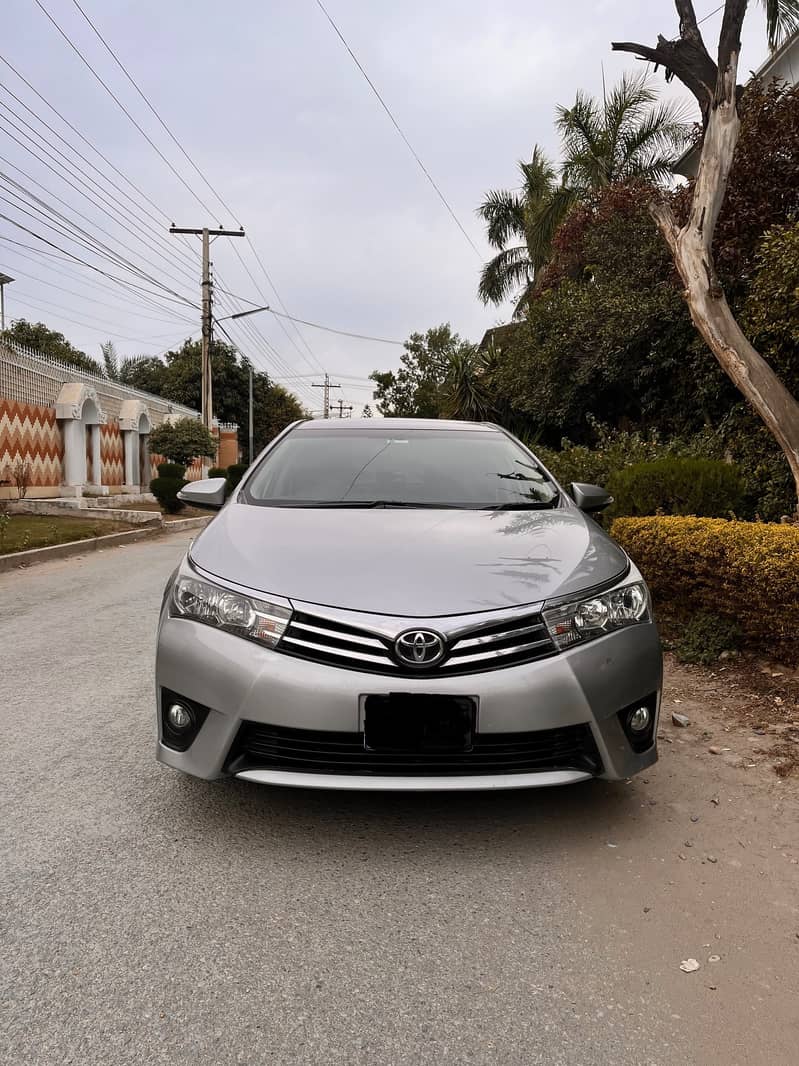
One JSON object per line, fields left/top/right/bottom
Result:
{"left": 169, "top": 227, "right": 245, "bottom": 237}
{"left": 312, "top": 372, "right": 340, "bottom": 419}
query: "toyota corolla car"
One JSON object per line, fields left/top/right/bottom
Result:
{"left": 156, "top": 418, "right": 661, "bottom": 791}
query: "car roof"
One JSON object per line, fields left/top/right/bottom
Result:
{"left": 296, "top": 418, "right": 500, "bottom": 432}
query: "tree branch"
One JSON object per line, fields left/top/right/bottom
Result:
{"left": 612, "top": 34, "right": 718, "bottom": 124}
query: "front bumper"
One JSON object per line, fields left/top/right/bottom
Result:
{"left": 155, "top": 613, "right": 662, "bottom": 790}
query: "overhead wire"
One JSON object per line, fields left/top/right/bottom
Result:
{"left": 313, "top": 0, "right": 481, "bottom": 258}
{"left": 60, "top": 0, "right": 327, "bottom": 377}
{"left": 32, "top": 0, "right": 217, "bottom": 217}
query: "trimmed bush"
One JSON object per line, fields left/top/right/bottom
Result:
{"left": 607, "top": 457, "right": 748, "bottom": 518}
{"left": 157, "top": 462, "right": 186, "bottom": 479}
{"left": 225, "top": 463, "right": 248, "bottom": 495}
{"left": 208, "top": 467, "right": 226, "bottom": 479}
{"left": 151, "top": 461, "right": 187, "bottom": 513}
{"left": 611, "top": 516, "right": 799, "bottom": 661}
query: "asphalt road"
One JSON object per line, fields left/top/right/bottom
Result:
{"left": 1, "top": 534, "right": 797, "bottom": 1065}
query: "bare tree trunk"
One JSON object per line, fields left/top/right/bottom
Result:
{"left": 613, "top": 0, "right": 799, "bottom": 510}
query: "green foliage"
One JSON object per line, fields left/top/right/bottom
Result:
{"left": 101, "top": 341, "right": 120, "bottom": 381}
{"left": 711, "top": 81, "right": 799, "bottom": 298}
{"left": 156, "top": 462, "right": 186, "bottom": 479}
{"left": 674, "top": 612, "right": 742, "bottom": 666}
{"left": 607, "top": 458, "right": 748, "bottom": 518}
{"left": 150, "top": 475, "right": 187, "bottom": 514}
{"left": 120, "top": 341, "right": 306, "bottom": 451}
{"left": 743, "top": 219, "right": 799, "bottom": 392}
{"left": 477, "top": 74, "right": 690, "bottom": 306}
{"left": 5, "top": 319, "right": 102, "bottom": 373}
{"left": 370, "top": 324, "right": 473, "bottom": 418}
{"left": 534, "top": 419, "right": 697, "bottom": 489}
{"left": 225, "top": 464, "right": 248, "bottom": 495}
{"left": 488, "top": 185, "right": 732, "bottom": 445}
{"left": 148, "top": 418, "right": 217, "bottom": 470}
{"left": 208, "top": 467, "right": 226, "bottom": 479}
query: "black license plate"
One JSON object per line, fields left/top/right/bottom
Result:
{"left": 363, "top": 694, "right": 476, "bottom": 753}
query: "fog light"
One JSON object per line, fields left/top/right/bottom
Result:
{"left": 628, "top": 706, "right": 651, "bottom": 733}
{"left": 167, "top": 702, "right": 193, "bottom": 732}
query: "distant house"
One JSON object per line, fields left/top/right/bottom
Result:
{"left": 478, "top": 323, "right": 521, "bottom": 354}
{"left": 674, "top": 29, "right": 799, "bottom": 179}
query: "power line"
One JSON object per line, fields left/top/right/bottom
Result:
{"left": 0, "top": 234, "right": 196, "bottom": 323}
{"left": 0, "top": 54, "right": 172, "bottom": 226}
{"left": 9, "top": 292, "right": 189, "bottom": 348}
{"left": 29, "top": 0, "right": 332, "bottom": 392}
{"left": 32, "top": 0, "right": 217, "bottom": 217}
{"left": 268, "top": 308, "right": 403, "bottom": 345}
{"left": 68, "top": 0, "right": 242, "bottom": 227}
{"left": 50, "top": 0, "right": 325, "bottom": 382}
{"left": 313, "top": 0, "right": 481, "bottom": 257}
{"left": 0, "top": 213, "right": 199, "bottom": 309}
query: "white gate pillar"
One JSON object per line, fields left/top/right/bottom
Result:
{"left": 55, "top": 383, "right": 106, "bottom": 494}
{"left": 119, "top": 399, "right": 152, "bottom": 492}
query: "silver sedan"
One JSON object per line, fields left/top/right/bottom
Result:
{"left": 156, "top": 419, "right": 661, "bottom": 790}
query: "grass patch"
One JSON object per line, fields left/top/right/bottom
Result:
{"left": 0, "top": 514, "right": 135, "bottom": 555}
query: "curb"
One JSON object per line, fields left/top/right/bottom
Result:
{"left": 0, "top": 516, "right": 211, "bottom": 573}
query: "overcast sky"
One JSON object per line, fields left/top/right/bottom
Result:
{"left": 2, "top": 1, "right": 770, "bottom": 413}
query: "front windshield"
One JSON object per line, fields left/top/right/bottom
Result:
{"left": 243, "top": 428, "right": 559, "bottom": 508}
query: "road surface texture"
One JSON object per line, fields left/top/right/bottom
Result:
{"left": 1, "top": 533, "right": 797, "bottom": 1065}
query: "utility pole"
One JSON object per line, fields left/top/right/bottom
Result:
{"left": 333, "top": 399, "right": 353, "bottom": 419}
{"left": 169, "top": 225, "right": 245, "bottom": 434}
{"left": 312, "top": 372, "right": 340, "bottom": 418}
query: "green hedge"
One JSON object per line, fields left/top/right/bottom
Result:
{"left": 607, "top": 457, "right": 748, "bottom": 518}
{"left": 225, "top": 463, "right": 248, "bottom": 495}
{"left": 151, "top": 461, "right": 187, "bottom": 513}
{"left": 611, "top": 515, "right": 799, "bottom": 661}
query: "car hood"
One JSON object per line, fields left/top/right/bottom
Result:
{"left": 189, "top": 502, "right": 629, "bottom": 618}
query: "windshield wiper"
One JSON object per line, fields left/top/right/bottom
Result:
{"left": 487, "top": 497, "right": 559, "bottom": 511}
{"left": 272, "top": 499, "right": 457, "bottom": 508}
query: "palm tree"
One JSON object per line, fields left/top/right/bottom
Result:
{"left": 442, "top": 347, "right": 494, "bottom": 421}
{"left": 478, "top": 73, "right": 690, "bottom": 307}
{"left": 477, "top": 147, "right": 577, "bottom": 308}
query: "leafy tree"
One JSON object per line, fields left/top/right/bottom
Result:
{"left": 361, "top": 403, "right": 373, "bottom": 418}
{"left": 4, "top": 319, "right": 102, "bottom": 373}
{"left": 148, "top": 418, "right": 217, "bottom": 469}
{"left": 119, "top": 355, "right": 169, "bottom": 395}
{"left": 612, "top": 0, "right": 799, "bottom": 510}
{"left": 478, "top": 74, "right": 690, "bottom": 307}
{"left": 370, "top": 324, "right": 472, "bottom": 417}
{"left": 120, "top": 339, "right": 305, "bottom": 452}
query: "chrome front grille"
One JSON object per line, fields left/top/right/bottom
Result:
{"left": 279, "top": 608, "right": 557, "bottom": 676}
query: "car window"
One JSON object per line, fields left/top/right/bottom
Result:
{"left": 243, "top": 428, "right": 558, "bottom": 508}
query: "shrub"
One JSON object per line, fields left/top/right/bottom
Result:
{"left": 225, "top": 463, "right": 248, "bottom": 495}
{"left": 610, "top": 516, "right": 799, "bottom": 661}
{"left": 607, "top": 457, "right": 748, "bottom": 518}
{"left": 208, "top": 467, "right": 226, "bottom": 479}
{"left": 148, "top": 418, "right": 217, "bottom": 469}
{"left": 157, "top": 462, "right": 185, "bottom": 479}
{"left": 674, "top": 612, "right": 742, "bottom": 665}
{"left": 151, "top": 462, "right": 187, "bottom": 513}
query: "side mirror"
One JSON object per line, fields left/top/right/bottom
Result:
{"left": 570, "top": 482, "right": 614, "bottom": 513}
{"left": 177, "top": 477, "right": 227, "bottom": 511}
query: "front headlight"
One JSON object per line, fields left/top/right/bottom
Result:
{"left": 543, "top": 581, "right": 651, "bottom": 650}
{"left": 170, "top": 574, "right": 291, "bottom": 648}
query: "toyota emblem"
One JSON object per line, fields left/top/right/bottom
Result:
{"left": 394, "top": 629, "right": 445, "bottom": 668}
